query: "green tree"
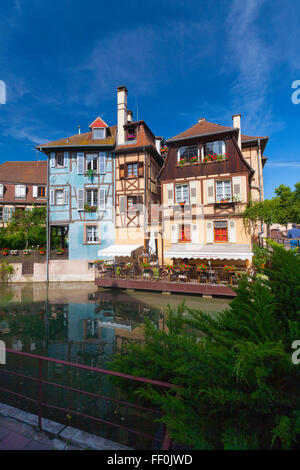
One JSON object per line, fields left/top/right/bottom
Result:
{"left": 110, "top": 243, "right": 300, "bottom": 449}
{"left": 7, "top": 206, "right": 46, "bottom": 249}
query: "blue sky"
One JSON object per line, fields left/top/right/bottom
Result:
{"left": 0, "top": 0, "right": 299, "bottom": 198}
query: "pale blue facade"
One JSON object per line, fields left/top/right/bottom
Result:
{"left": 49, "top": 148, "right": 115, "bottom": 260}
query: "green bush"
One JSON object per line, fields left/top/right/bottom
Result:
{"left": 0, "top": 262, "right": 15, "bottom": 282}
{"left": 110, "top": 243, "right": 300, "bottom": 449}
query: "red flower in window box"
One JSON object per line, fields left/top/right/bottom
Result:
{"left": 2, "top": 249, "right": 8, "bottom": 256}
{"left": 196, "top": 263, "right": 207, "bottom": 271}
{"left": 39, "top": 248, "right": 46, "bottom": 255}
{"left": 223, "top": 265, "right": 236, "bottom": 272}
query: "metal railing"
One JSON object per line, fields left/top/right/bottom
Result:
{"left": 0, "top": 349, "right": 177, "bottom": 449}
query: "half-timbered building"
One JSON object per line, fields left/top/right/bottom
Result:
{"left": 37, "top": 119, "right": 116, "bottom": 261}
{"left": 158, "top": 115, "right": 268, "bottom": 268}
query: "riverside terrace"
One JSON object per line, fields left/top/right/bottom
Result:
{"left": 95, "top": 261, "right": 242, "bottom": 297}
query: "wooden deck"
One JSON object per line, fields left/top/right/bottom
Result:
{"left": 95, "top": 278, "right": 236, "bottom": 298}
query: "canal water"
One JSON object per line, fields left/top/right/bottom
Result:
{"left": 0, "top": 283, "right": 230, "bottom": 449}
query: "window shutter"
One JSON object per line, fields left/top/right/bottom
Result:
{"left": 120, "top": 196, "right": 127, "bottom": 213}
{"left": 3, "top": 207, "right": 9, "bottom": 222}
{"left": 151, "top": 204, "right": 160, "bottom": 223}
{"left": 64, "top": 151, "right": 69, "bottom": 168}
{"left": 77, "top": 152, "right": 84, "bottom": 175}
{"left": 63, "top": 188, "right": 68, "bottom": 205}
{"left": 206, "top": 180, "right": 215, "bottom": 204}
{"left": 166, "top": 183, "right": 174, "bottom": 206}
{"left": 77, "top": 189, "right": 84, "bottom": 211}
{"left": 99, "top": 152, "right": 106, "bottom": 174}
{"left": 206, "top": 220, "right": 214, "bottom": 243}
{"left": 50, "top": 189, "right": 54, "bottom": 205}
{"left": 0, "top": 184, "right": 3, "bottom": 198}
{"left": 119, "top": 164, "right": 125, "bottom": 179}
{"left": 99, "top": 188, "right": 106, "bottom": 210}
{"left": 171, "top": 224, "right": 178, "bottom": 243}
{"left": 15, "top": 185, "right": 20, "bottom": 198}
{"left": 138, "top": 162, "right": 144, "bottom": 177}
{"left": 228, "top": 219, "right": 236, "bottom": 243}
{"left": 21, "top": 185, "right": 26, "bottom": 198}
{"left": 190, "top": 181, "right": 198, "bottom": 205}
{"left": 191, "top": 224, "right": 199, "bottom": 243}
{"left": 50, "top": 152, "right": 55, "bottom": 168}
{"left": 232, "top": 176, "right": 241, "bottom": 201}
{"left": 33, "top": 186, "right": 37, "bottom": 198}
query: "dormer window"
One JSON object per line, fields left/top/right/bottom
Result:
{"left": 203, "top": 140, "right": 226, "bottom": 159}
{"left": 93, "top": 128, "right": 106, "bottom": 139}
{"left": 178, "top": 146, "right": 199, "bottom": 164}
{"left": 127, "top": 126, "right": 136, "bottom": 141}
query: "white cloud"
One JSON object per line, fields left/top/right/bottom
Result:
{"left": 225, "top": 0, "right": 281, "bottom": 135}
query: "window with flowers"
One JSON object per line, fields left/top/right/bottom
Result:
{"left": 178, "top": 146, "right": 199, "bottom": 164}
{"left": 202, "top": 140, "right": 227, "bottom": 162}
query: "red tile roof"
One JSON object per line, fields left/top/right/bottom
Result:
{"left": 37, "top": 126, "right": 116, "bottom": 149}
{"left": 167, "top": 119, "right": 235, "bottom": 142}
{"left": 0, "top": 161, "right": 47, "bottom": 184}
{"left": 89, "top": 117, "right": 109, "bottom": 128}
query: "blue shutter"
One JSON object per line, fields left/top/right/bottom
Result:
{"left": 50, "top": 189, "right": 54, "bottom": 205}
{"left": 99, "top": 188, "right": 106, "bottom": 210}
{"left": 63, "top": 188, "right": 68, "bottom": 205}
{"left": 64, "top": 151, "right": 69, "bottom": 168}
{"left": 50, "top": 152, "right": 55, "bottom": 168}
{"left": 99, "top": 152, "right": 106, "bottom": 175}
{"left": 77, "top": 189, "right": 84, "bottom": 211}
{"left": 77, "top": 153, "right": 84, "bottom": 175}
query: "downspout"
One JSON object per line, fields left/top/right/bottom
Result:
{"left": 46, "top": 152, "right": 50, "bottom": 283}
{"left": 257, "top": 139, "right": 264, "bottom": 239}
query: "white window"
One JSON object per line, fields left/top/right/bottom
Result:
{"left": 175, "top": 184, "right": 189, "bottom": 204}
{"left": 216, "top": 180, "right": 232, "bottom": 202}
{"left": 0, "top": 184, "right": 3, "bottom": 198}
{"left": 55, "top": 189, "right": 64, "bottom": 205}
{"left": 86, "top": 189, "right": 98, "bottom": 207}
{"left": 86, "top": 154, "right": 98, "bottom": 171}
{"left": 55, "top": 152, "right": 64, "bottom": 167}
{"left": 15, "top": 185, "right": 26, "bottom": 199}
{"left": 178, "top": 146, "right": 199, "bottom": 163}
{"left": 93, "top": 128, "right": 105, "bottom": 139}
{"left": 86, "top": 225, "right": 99, "bottom": 243}
{"left": 203, "top": 140, "right": 226, "bottom": 158}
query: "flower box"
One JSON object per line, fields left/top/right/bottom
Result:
{"left": 196, "top": 264, "right": 207, "bottom": 271}
{"left": 84, "top": 204, "right": 97, "bottom": 213}
{"left": 2, "top": 251, "right": 8, "bottom": 256}
{"left": 223, "top": 265, "right": 236, "bottom": 272}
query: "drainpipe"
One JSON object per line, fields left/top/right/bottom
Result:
{"left": 257, "top": 139, "right": 264, "bottom": 239}
{"left": 46, "top": 153, "right": 50, "bottom": 283}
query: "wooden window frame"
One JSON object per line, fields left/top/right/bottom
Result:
{"left": 55, "top": 152, "right": 65, "bottom": 168}
{"left": 213, "top": 220, "right": 228, "bottom": 243}
{"left": 37, "top": 186, "right": 46, "bottom": 198}
{"left": 85, "top": 153, "right": 98, "bottom": 172}
{"left": 215, "top": 179, "right": 232, "bottom": 203}
{"left": 55, "top": 189, "right": 64, "bottom": 206}
{"left": 84, "top": 224, "right": 100, "bottom": 245}
{"left": 178, "top": 224, "right": 191, "bottom": 243}
{"left": 175, "top": 183, "right": 190, "bottom": 204}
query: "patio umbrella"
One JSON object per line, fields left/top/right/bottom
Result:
{"left": 149, "top": 230, "right": 156, "bottom": 256}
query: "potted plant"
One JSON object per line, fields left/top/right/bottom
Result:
{"left": 179, "top": 262, "right": 190, "bottom": 271}
{"left": 196, "top": 263, "right": 207, "bottom": 271}
{"left": 23, "top": 249, "right": 30, "bottom": 255}
{"left": 190, "top": 156, "right": 198, "bottom": 164}
{"left": 223, "top": 265, "right": 236, "bottom": 272}
{"left": 84, "top": 204, "right": 97, "bottom": 213}
{"left": 152, "top": 267, "right": 159, "bottom": 280}
{"left": 86, "top": 168, "right": 96, "bottom": 181}
{"left": 179, "top": 201, "right": 186, "bottom": 206}
{"left": 56, "top": 247, "right": 64, "bottom": 255}
{"left": 39, "top": 247, "right": 46, "bottom": 255}
{"left": 164, "top": 264, "right": 173, "bottom": 272}
{"left": 2, "top": 249, "right": 9, "bottom": 256}
{"left": 161, "top": 146, "right": 168, "bottom": 156}
{"left": 178, "top": 158, "right": 186, "bottom": 167}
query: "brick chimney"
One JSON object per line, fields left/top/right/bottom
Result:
{"left": 117, "top": 86, "right": 128, "bottom": 145}
{"left": 232, "top": 113, "right": 241, "bottom": 149}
